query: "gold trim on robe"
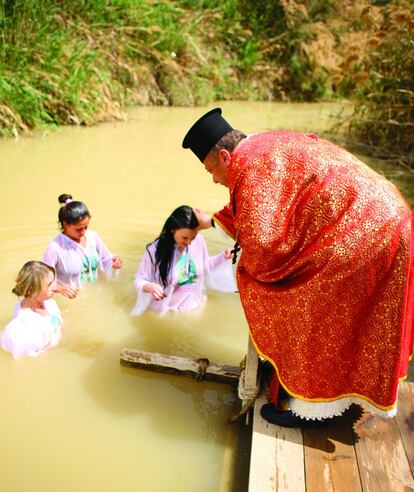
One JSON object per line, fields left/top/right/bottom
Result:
{"left": 216, "top": 130, "right": 414, "bottom": 411}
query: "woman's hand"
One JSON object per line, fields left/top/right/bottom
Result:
{"left": 223, "top": 248, "right": 234, "bottom": 260}
{"left": 143, "top": 282, "right": 166, "bottom": 301}
{"left": 112, "top": 255, "right": 123, "bottom": 269}
{"left": 193, "top": 208, "right": 212, "bottom": 230}
{"left": 54, "top": 283, "right": 79, "bottom": 299}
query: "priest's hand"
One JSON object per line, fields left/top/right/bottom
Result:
{"left": 193, "top": 208, "right": 212, "bottom": 230}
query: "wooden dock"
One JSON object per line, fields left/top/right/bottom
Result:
{"left": 120, "top": 344, "right": 413, "bottom": 491}
{"left": 248, "top": 383, "right": 414, "bottom": 492}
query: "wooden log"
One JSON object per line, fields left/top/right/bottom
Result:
{"left": 120, "top": 348, "right": 240, "bottom": 384}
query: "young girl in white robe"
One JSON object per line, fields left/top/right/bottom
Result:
{"left": 1, "top": 261, "right": 62, "bottom": 358}
{"left": 132, "top": 205, "right": 236, "bottom": 315}
{"left": 43, "top": 194, "right": 123, "bottom": 299}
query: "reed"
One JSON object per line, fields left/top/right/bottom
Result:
{"left": 0, "top": 0, "right": 263, "bottom": 135}
{"left": 0, "top": 0, "right": 412, "bottom": 167}
{"left": 347, "top": 0, "right": 414, "bottom": 168}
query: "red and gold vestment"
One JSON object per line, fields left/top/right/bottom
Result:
{"left": 214, "top": 131, "right": 413, "bottom": 412}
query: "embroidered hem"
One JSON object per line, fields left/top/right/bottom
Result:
{"left": 287, "top": 395, "right": 397, "bottom": 421}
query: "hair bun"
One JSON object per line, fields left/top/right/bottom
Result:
{"left": 58, "top": 193, "right": 73, "bottom": 205}
{"left": 11, "top": 287, "right": 21, "bottom": 296}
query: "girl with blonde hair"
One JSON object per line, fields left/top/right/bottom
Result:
{"left": 1, "top": 261, "right": 62, "bottom": 358}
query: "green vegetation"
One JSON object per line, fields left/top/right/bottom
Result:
{"left": 0, "top": 0, "right": 413, "bottom": 167}
{"left": 346, "top": 1, "right": 414, "bottom": 168}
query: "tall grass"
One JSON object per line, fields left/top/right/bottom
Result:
{"left": 0, "top": 0, "right": 413, "bottom": 168}
{"left": 0, "top": 0, "right": 267, "bottom": 134}
{"left": 347, "top": 0, "right": 414, "bottom": 168}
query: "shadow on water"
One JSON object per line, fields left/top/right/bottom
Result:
{"left": 66, "top": 277, "right": 251, "bottom": 490}
{"left": 78, "top": 333, "right": 251, "bottom": 491}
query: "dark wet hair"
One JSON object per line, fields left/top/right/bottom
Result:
{"left": 147, "top": 205, "right": 199, "bottom": 287}
{"left": 57, "top": 194, "right": 91, "bottom": 231}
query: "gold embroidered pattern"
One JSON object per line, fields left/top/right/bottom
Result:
{"left": 225, "top": 131, "right": 414, "bottom": 409}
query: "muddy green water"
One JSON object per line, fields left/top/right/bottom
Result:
{"left": 0, "top": 102, "right": 412, "bottom": 492}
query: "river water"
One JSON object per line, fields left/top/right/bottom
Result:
{"left": 0, "top": 102, "right": 412, "bottom": 492}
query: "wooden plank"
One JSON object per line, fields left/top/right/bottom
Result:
{"left": 120, "top": 348, "right": 239, "bottom": 384}
{"left": 395, "top": 382, "right": 414, "bottom": 477}
{"left": 249, "top": 393, "right": 305, "bottom": 492}
{"left": 273, "top": 424, "right": 305, "bottom": 492}
{"left": 351, "top": 404, "right": 414, "bottom": 491}
{"left": 303, "top": 412, "right": 362, "bottom": 492}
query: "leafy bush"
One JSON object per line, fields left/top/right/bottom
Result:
{"left": 348, "top": 0, "right": 414, "bottom": 167}
{"left": 0, "top": 0, "right": 412, "bottom": 168}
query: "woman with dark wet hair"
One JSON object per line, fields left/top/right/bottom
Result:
{"left": 43, "top": 194, "right": 122, "bottom": 298}
{"left": 132, "top": 205, "right": 235, "bottom": 315}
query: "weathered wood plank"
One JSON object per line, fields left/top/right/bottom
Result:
{"left": 120, "top": 348, "right": 239, "bottom": 384}
{"left": 303, "top": 426, "right": 333, "bottom": 492}
{"left": 351, "top": 404, "right": 414, "bottom": 492}
{"left": 395, "top": 382, "right": 414, "bottom": 477}
{"left": 249, "top": 393, "right": 305, "bottom": 492}
{"left": 303, "top": 412, "right": 362, "bottom": 492}
{"left": 273, "top": 423, "right": 305, "bottom": 491}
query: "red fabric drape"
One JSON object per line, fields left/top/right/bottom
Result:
{"left": 213, "top": 203, "right": 236, "bottom": 240}
{"left": 216, "top": 131, "right": 414, "bottom": 410}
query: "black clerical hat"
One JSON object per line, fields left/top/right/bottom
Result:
{"left": 182, "top": 108, "right": 234, "bottom": 162}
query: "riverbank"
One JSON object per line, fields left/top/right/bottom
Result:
{"left": 0, "top": 0, "right": 413, "bottom": 166}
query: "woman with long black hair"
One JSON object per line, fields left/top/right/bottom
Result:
{"left": 131, "top": 205, "right": 235, "bottom": 315}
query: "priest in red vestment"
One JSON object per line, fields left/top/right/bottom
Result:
{"left": 182, "top": 108, "right": 414, "bottom": 427}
